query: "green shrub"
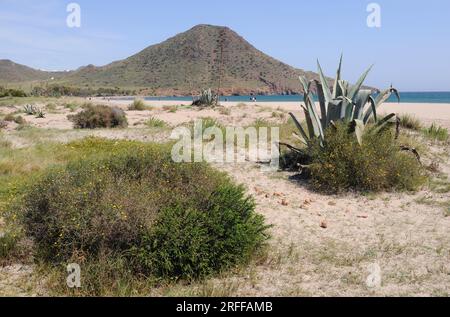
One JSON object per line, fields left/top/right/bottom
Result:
{"left": 145, "top": 117, "right": 167, "bottom": 128}
{"left": 423, "top": 124, "right": 449, "bottom": 142}
{"left": 307, "top": 123, "right": 426, "bottom": 193}
{"left": 17, "top": 139, "right": 268, "bottom": 281}
{"left": 68, "top": 104, "right": 128, "bottom": 129}
{"left": 64, "top": 103, "right": 79, "bottom": 112}
{"left": 399, "top": 114, "right": 422, "bottom": 131}
{"left": 128, "top": 99, "right": 147, "bottom": 111}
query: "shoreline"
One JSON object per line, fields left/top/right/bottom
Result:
{"left": 94, "top": 98, "right": 450, "bottom": 129}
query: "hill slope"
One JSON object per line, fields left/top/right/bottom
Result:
{"left": 61, "top": 24, "right": 319, "bottom": 95}
{"left": 0, "top": 60, "right": 51, "bottom": 83}
{"left": 0, "top": 60, "right": 69, "bottom": 84}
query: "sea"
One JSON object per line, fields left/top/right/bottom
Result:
{"left": 134, "top": 92, "right": 450, "bottom": 104}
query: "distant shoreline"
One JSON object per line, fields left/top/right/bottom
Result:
{"left": 108, "top": 91, "right": 450, "bottom": 104}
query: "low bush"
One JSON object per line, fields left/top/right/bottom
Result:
{"left": 68, "top": 104, "right": 128, "bottom": 129}
{"left": 14, "top": 116, "right": 26, "bottom": 125}
{"left": 64, "top": 103, "right": 79, "bottom": 112}
{"left": 128, "top": 99, "right": 147, "bottom": 111}
{"left": 307, "top": 123, "right": 426, "bottom": 193}
{"left": 16, "top": 139, "right": 268, "bottom": 281}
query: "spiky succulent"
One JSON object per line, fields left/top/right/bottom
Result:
{"left": 34, "top": 108, "right": 46, "bottom": 118}
{"left": 193, "top": 88, "right": 217, "bottom": 107}
{"left": 23, "top": 104, "right": 38, "bottom": 115}
{"left": 289, "top": 56, "right": 400, "bottom": 147}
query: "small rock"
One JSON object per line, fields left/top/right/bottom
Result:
{"left": 320, "top": 219, "right": 328, "bottom": 229}
{"left": 281, "top": 199, "right": 289, "bottom": 206}
{"left": 357, "top": 214, "right": 369, "bottom": 219}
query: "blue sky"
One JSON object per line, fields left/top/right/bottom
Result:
{"left": 1, "top": 0, "right": 449, "bottom": 91}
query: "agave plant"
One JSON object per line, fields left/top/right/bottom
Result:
{"left": 289, "top": 56, "right": 400, "bottom": 147}
{"left": 192, "top": 88, "right": 217, "bottom": 107}
{"left": 23, "top": 104, "right": 38, "bottom": 115}
{"left": 35, "top": 108, "right": 46, "bottom": 118}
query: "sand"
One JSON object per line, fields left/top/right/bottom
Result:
{"left": 96, "top": 98, "right": 450, "bottom": 129}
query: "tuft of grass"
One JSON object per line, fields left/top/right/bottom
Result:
{"left": 128, "top": 99, "right": 147, "bottom": 111}
{"left": 63, "top": 102, "right": 79, "bottom": 112}
{"left": 145, "top": 117, "right": 167, "bottom": 128}
{"left": 0, "top": 231, "right": 19, "bottom": 261}
{"left": 423, "top": 124, "right": 449, "bottom": 142}
{"left": 399, "top": 114, "right": 422, "bottom": 131}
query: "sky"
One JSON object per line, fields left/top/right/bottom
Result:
{"left": 1, "top": 0, "right": 449, "bottom": 91}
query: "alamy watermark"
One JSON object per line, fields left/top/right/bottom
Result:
{"left": 170, "top": 120, "right": 280, "bottom": 171}
{"left": 66, "top": 3, "right": 81, "bottom": 28}
{"left": 66, "top": 263, "right": 81, "bottom": 288}
{"left": 367, "top": 3, "right": 381, "bottom": 28}
{"left": 366, "top": 263, "right": 382, "bottom": 289}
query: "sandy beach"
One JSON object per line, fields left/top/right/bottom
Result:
{"left": 1, "top": 98, "right": 450, "bottom": 296}
{"left": 98, "top": 98, "right": 450, "bottom": 129}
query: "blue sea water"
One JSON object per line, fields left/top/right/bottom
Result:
{"left": 140, "top": 92, "right": 450, "bottom": 104}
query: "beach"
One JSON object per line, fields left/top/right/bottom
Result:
{"left": 99, "top": 98, "right": 450, "bottom": 129}
{"left": 1, "top": 97, "right": 450, "bottom": 296}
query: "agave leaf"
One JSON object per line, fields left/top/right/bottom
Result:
{"left": 314, "top": 80, "right": 327, "bottom": 127}
{"left": 338, "top": 80, "right": 349, "bottom": 96}
{"left": 289, "top": 112, "right": 310, "bottom": 144}
{"left": 351, "top": 119, "right": 366, "bottom": 146}
{"left": 292, "top": 132, "right": 308, "bottom": 146}
{"left": 389, "top": 86, "right": 401, "bottom": 103}
{"left": 353, "top": 90, "right": 372, "bottom": 121}
{"left": 303, "top": 108, "right": 315, "bottom": 139}
{"left": 299, "top": 76, "right": 310, "bottom": 95}
{"left": 348, "top": 65, "right": 373, "bottom": 100}
{"left": 374, "top": 86, "right": 399, "bottom": 107}
{"left": 334, "top": 96, "right": 353, "bottom": 120}
{"left": 376, "top": 113, "right": 396, "bottom": 127}
{"left": 363, "top": 95, "right": 378, "bottom": 124}
{"left": 317, "top": 60, "right": 332, "bottom": 104}
{"left": 344, "top": 102, "right": 355, "bottom": 121}
{"left": 370, "top": 113, "right": 396, "bottom": 135}
{"left": 327, "top": 99, "right": 343, "bottom": 123}
{"left": 307, "top": 100, "right": 324, "bottom": 141}
{"left": 332, "top": 54, "right": 343, "bottom": 99}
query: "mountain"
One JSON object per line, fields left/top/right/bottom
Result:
{"left": 0, "top": 59, "right": 68, "bottom": 84}
{"left": 59, "top": 24, "right": 320, "bottom": 95}
{"left": 1, "top": 25, "right": 329, "bottom": 95}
